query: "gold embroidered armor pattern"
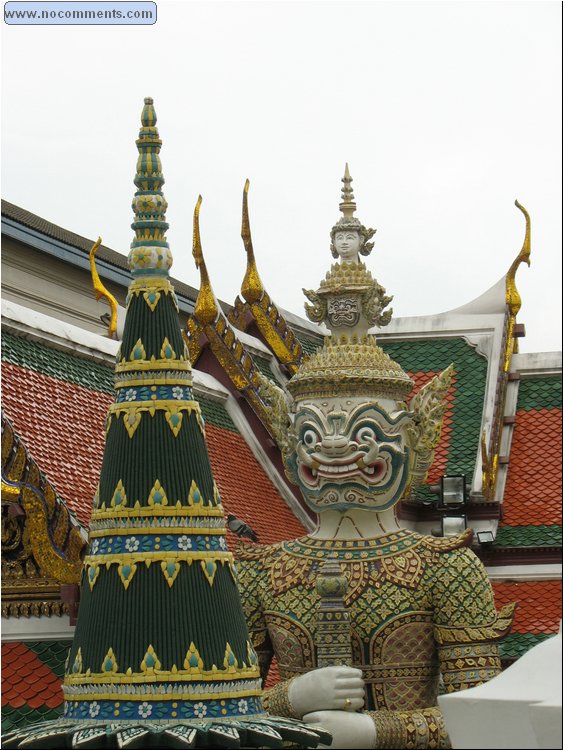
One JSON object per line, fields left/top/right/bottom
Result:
{"left": 261, "top": 677, "right": 300, "bottom": 719}
{"left": 237, "top": 529, "right": 515, "bottom": 749}
{"left": 371, "top": 707, "right": 450, "bottom": 749}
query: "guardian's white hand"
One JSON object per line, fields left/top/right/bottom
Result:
{"left": 303, "top": 709, "right": 376, "bottom": 749}
{"left": 288, "top": 666, "right": 365, "bottom": 718}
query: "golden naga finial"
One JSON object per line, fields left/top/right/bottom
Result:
{"left": 89, "top": 237, "right": 118, "bottom": 338}
{"left": 240, "top": 179, "right": 265, "bottom": 304}
{"left": 506, "top": 200, "right": 531, "bottom": 316}
{"left": 192, "top": 196, "right": 219, "bottom": 325}
{"left": 482, "top": 201, "right": 532, "bottom": 499}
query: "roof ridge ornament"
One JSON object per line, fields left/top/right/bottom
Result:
{"left": 506, "top": 200, "right": 531, "bottom": 317}
{"left": 89, "top": 237, "right": 118, "bottom": 338}
{"left": 482, "top": 200, "right": 532, "bottom": 500}
{"left": 192, "top": 195, "right": 220, "bottom": 325}
{"left": 187, "top": 196, "right": 286, "bottom": 439}
{"left": 240, "top": 179, "right": 265, "bottom": 304}
{"left": 227, "top": 180, "right": 306, "bottom": 375}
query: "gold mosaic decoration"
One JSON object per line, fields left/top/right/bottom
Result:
{"left": 101, "top": 647, "right": 119, "bottom": 674}
{"left": 85, "top": 554, "right": 234, "bottom": 591}
{"left": 286, "top": 334, "right": 414, "bottom": 401}
{"left": 141, "top": 645, "right": 162, "bottom": 673}
{"left": 318, "top": 260, "right": 376, "bottom": 294}
{"left": 1, "top": 414, "right": 85, "bottom": 591}
{"left": 236, "top": 529, "right": 514, "bottom": 745}
{"left": 65, "top": 640, "right": 261, "bottom": 687}
{"left": 405, "top": 364, "right": 454, "bottom": 495}
{"left": 108, "top": 400, "right": 204, "bottom": 439}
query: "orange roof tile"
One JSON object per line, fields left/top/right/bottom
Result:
{"left": 503, "top": 409, "right": 562, "bottom": 526}
{"left": 1, "top": 643, "right": 63, "bottom": 710}
{"left": 492, "top": 580, "right": 562, "bottom": 634}
{"left": 206, "top": 424, "right": 306, "bottom": 546}
{"left": 1, "top": 363, "right": 111, "bottom": 526}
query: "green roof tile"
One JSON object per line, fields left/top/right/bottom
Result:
{"left": 252, "top": 354, "right": 276, "bottom": 379}
{"left": 499, "top": 632, "right": 553, "bottom": 659}
{"left": 1, "top": 332, "right": 114, "bottom": 394}
{"left": 1, "top": 706, "right": 63, "bottom": 733}
{"left": 296, "top": 334, "right": 322, "bottom": 356}
{"left": 198, "top": 396, "right": 237, "bottom": 432}
{"left": 26, "top": 640, "right": 71, "bottom": 678}
{"left": 495, "top": 524, "right": 562, "bottom": 548}
{"left": 517, "top": 376, "right": 562, "bottom": 411}
{"left": 383, "top": 337, "right": 488, "bottom": 502}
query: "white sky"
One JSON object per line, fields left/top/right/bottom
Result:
{"left": 2, "top": 0, "right": 561, "bottom": 353}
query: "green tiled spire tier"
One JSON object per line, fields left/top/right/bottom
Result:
{"left": 2, "top": 100, "right": 329, "bottom": 749}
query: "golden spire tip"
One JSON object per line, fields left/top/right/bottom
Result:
{"left": 192, "top": 196, "right": 204, "bottom": 268}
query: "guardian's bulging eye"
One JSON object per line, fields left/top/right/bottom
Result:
{"left": 356, "top": 426, "right": 376, "bottom": 443}
{"left": 303, "top": 429, "right": 319, "bottom": 448}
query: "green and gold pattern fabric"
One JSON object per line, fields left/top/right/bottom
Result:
{"left": 238, "top": 529, "right": 515, "bottom": 749}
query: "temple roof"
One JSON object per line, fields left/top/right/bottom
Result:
{"left": 2, "top": 187, "right": 561, "bottom": 734}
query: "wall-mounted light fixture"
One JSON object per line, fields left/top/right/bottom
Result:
{"left": 477, "top": 530, "right": 495, "bottom": 546}
{"left": 429, "top": 475, "right": 468, "bottom": 538}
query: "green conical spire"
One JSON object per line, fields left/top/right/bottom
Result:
{"left": 65, "top": 96, "right": 267, "bottom": 734}
{"left": 2, "top": 99, "right": 329, "bottom": 749}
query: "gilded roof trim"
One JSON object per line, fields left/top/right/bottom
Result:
{"left": 227, "top": 182, "right": 306, "bottom": 375}
{"left": 1, "top": 412, "right": 86, "bottom": 587}
{"left": 186, "top": 197, "right": 278, "bottom": 437}
{"left": 482, "top": 201, "right": 531, "bottom": 501}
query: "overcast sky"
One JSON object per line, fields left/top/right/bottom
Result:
{"left": 2, "top": 1, "right": 561, "bottom": 353}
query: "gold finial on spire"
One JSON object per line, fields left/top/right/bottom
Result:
{"left": 192, "top": 196, "right": 219, "bottom": 325}
{"left": 240, "top": 179, "right": 265, "bottom": 304}
{"left": 339, "top": 163, "right": 356, "bottom": 218}
{"left": 141, "top": 96, "right": 156, "bottom": 127}
{"left": 506, "top": 200, "right": 531, "bottom": 316}
{"left": 89, "top": 237, "right": 118, "bottom": 338}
